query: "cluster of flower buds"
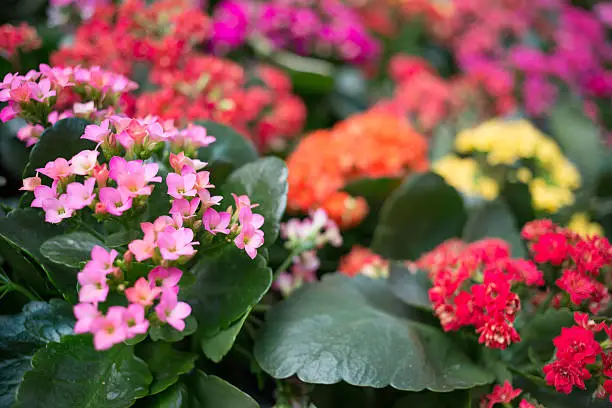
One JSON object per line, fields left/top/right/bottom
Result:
{"left": 274, "top": 209, "right": 342, "bottom": 296}
{"left": 0, "top": 64, "right": 137, "bottom": 126}
{"left": 417, "top": 238, "right": 544, "bottom": 349}
{"left": 522, "top": 219, "right": 612, "bottom": 314}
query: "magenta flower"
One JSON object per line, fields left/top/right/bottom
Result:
{"left": 73, "top": 303, "right": 100, "bottom": 334}
{"left": 82, "top": 119, "right": 111, "bottom": 143}
{"left": 203, "top": 207, "right": 231, "bottom": 235}
{"left": 0, "top": 104, "right": 19, "bottom": 122}
{"left": 99, "top": 187, "right": 133, "bottom": 216}
{"left": 125, "top": 277, "right": 162, "bottom": 306}
{"left": 157, "top": 227, "right": 198, "bottom": 261}
{"left": 123, "top": 304, "right": 149, "bottom": 338}
{"left": 91, "top": 306, "right": 127, "bottom": 350}
{"left": 155, "top": 289, "right": 192, "bottom": 331}
{"left": 70, "top": 150, "right": 99, "bottom": 175}
{"left": 148, "top": 266, "right": 182, "bottom": 292}
{"left": 170, "top": 198, "right": 201, "bottom": 221}
{"left": 234, "top": 224, "right": 264, "bottom": 259}
{"left": 65, "top": 178, "right": 96, "bottom": 210}
{"left": 36, "top": 158, "right": 72, "bottom": 181}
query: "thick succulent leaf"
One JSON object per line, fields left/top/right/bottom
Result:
{"left": 254, "top": 274, "right": 493, "bottom": 391}
{"left": 200, "top": 309, "right": 250, "bottom": 363}
{"left": 137, "top": 342, "right": 197, "bottom": 395}
{"left": 14, "top": 335, "right": 152, "bottom": 408}
{"left": 40, "top": 232, "right": 105, "bottom": 268}
{"left": 222, "top": 157, "right": 288, "bottom": 246}
{"left": 388, "top": 263, "right": 432, "bottom": 310}
{"left": 372, "top": 172, "right": 466, "bottom": 261}
{"left": 186, "top": 371, "right": 258, "bottom": 408}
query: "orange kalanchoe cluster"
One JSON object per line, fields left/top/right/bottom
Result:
{"left": 287, "top": 111, "right": 428, "bottom": 228}
{"left": 339, "top": 246, "right": 389, "bottom": 278}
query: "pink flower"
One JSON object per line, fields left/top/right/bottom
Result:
{"left": 170, "top": 198, "right": 201, "bottom": 222}
{"left": 28, "top": 78, "right": 56, "bottom": 102}
{"left": 91, "top": 306, "right": 127, "bottom": 350}
{"left": 239, "top": 207, "right": 264, "bottom": 230}
{"left": 169, "top": 152, "right": 207, "bottom": 173}
{"left": 157, "top": 227, "right": 198, "bottom": 261}
{"left": 73, "top": 303, "right": 100, "bottom": 334}
{"left": 77, "top": 265, "right": 109, "bottom": 303}
{"left": 109, "top": 157, "right": 160, "bottom": 197}
{"left": 140, "top": 216, "right": 178, "bottom": 241}
{"left": 17, "top": 124, "right": 44, "bottom": 147}
{"left": 31, "top": 183, "right": 57, "bottom": 208}
{"left": 65, "top": 178, "right": 96, "bottom": 210}
{"left": 203, "top": 207, "right": 231, "bottom": 235}
{"left": 194, "top": 171, "right": 214, "bottom": 192}
{"left": 148, "top": 266, "right": 182, "bottom": 292}
{"left": 82, "top": 119, "right": 111, "bottom": 143}
{"left": 232, "top": 193, "right": 257, "bottom": 213}
{"left": 166, "top": 170, "right": 198, "bottom": 199}
{"left": 180, "top": 124, "right": 216, "bottom": 148}
{"left": 198, "top": 188, "right": 223, "bottom": 207}
{"left": 42, "top": 194, "right": 74, "bottom": 223}
{"left": 73, "top": 101, "right": 96, "bottom": 115}
{"left": 99, "top": 187, "right": 133, "bottom": 216}
{"left": 0, "top": 104, "right": 19, "bottom": 122}
{"left": 155, "top": 289, "right": 192, "bottom": 331}
{"left": 123, "top": 304, "right": 149, "bottom": 338}
{"left": 36, "top": 158, "right": 72, "bottom": 181}
{"left": 234, "top": 224, "right": 264, "bottom": 259}
{"left": 20, "top": 176, "right": 41, "bottom": 191}
{"left": 93, "top": 163, "right": 109, "bottom": 188}
{"left": 125, "top": 277, "right": 162, "bottom": 306}
{"left": 70, "top": 150, "right": 99, "bottom": 175}
{"left": 89, "top": 245, "right": 118, "bottom": 273}
{"left": 127, "top": 237, "right": 156, "bottom": 262}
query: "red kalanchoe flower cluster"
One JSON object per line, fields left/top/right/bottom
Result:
{"left": 522, "top": 219, "right": 612, "bottom": 313}
{"left": 0, "top": 23, "right": 41, "bottom": 60}
{"left": 417, "top": 238, "right": 543, "bottom": 349}
{"left": 480, "top": 381, "right": 538, "bottom": 408}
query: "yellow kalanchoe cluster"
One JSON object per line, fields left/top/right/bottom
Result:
{"left": 567, "top": 213, "right": 603, "bottom": 237}
{"left": 435, "top": 119, "right": 581, "bottom": 213}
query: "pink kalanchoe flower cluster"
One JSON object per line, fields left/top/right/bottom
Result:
{"left": 25, "top": 152, "right": 161, "bottom": 224}
{"left": 0, "top": 64, "right": 136, "bottom": 126}
{"left": 74, "top": 245, "right": 191, "bottom": 350}
{"left": 274, "top": 209, "right": 342, "bottom": 296}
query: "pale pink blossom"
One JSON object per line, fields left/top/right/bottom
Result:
{"left": 20, "top": 176, "right": 41, "bottom": 191}
{"left": 109, "top": 157, "right": 160, "bottom": 197}
{"left": 239, "top": 207, "right": 264, "bottom": 230}
{"left": 157, "top": 227, "right": 198, "bottom": 260}
{"left": 125, "top": 277, "right": 162, "bottom": 306}
{"left": 203, "top": 207, "right": 231, "bottom": 235}
{"left": 89, "top": 245, "right": 119, "bottom": 273}
{"left": 179, "top": 124, "right": 216, "bottom": 148}
{"left": 148, "top": 266, "right": 182, "bottom": 292}
{"left": 32, "top": 183, "right": 57, "bottom": 207}
{"left": 166, "top": 170, "right": 198, "bottom": 199}
{"left": 17, "top": 124, "right": 44, "bottom": 147}
{"left": 42, "top": 194, "right": 74, "bottom": 223}
{"left": 198, "top": 189, "right": 223, "bottom": 207}
{"left": 91, "top": 306, "right": 127, "bottom": 350}
{"left": 123, "top": 304, "right": 149, "bottom": 338}
{"left": 194, "top": 171, "right": 214, "bottom": 192}
{"left": 70, "top": 150, "right": 99, "bottom": 175}
{"left": 155, "top": 289, "right": 192, "bottom": 331}
{"left": 170, "top": 198, "right": 200, "bottom": 221}
{"left": 65, "top": 178, "right": 96, "bottom": 210}
{"left": 140, "top": 216, "right": 177, "bottom": 241}
{"left": 82, "top": 119, "right": 111, "bottom": 143}
{"left": 28, "top": 78, "right": 56, "bottom": 102}
{"left": 128, "top": 237, "right": 156, "bottom": 262}
{"left": 36, "top": 158, "right": 72, "bottom": 180}
{"left": 92, "top": 163, "right": 109, "bottom": 188}
{"left": 234, "top": 224, "right": 264, "bottom": 259}
{"left": 73, "top": 303, "right": 100, "bottom": 334}
{"left": 99, "top": 187, "right": 133, "bottom": 216}
{"left": 232, "top": 193, "right": 258, "bottom": 213}
{"left": 77, "top": 266, "right": 109, "bottom": 303}
{"left": 168, "top": 152, "right": 207, "bottom": 173}
{"left": 73, "top": 101, "right": 96, "bottom": 115}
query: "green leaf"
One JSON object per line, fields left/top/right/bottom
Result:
{"left": 200, "top": 309, "right": 250, "bottom": 363}
{"left": 23, "top": 118, "right": 94, "bottom": 177}
{"left": 254, "top": 274, "right": 493, "bottom": 391}
{"left": 137, "top": 342, "right": 197, "bottom": 395}
{"left": 500, "top": 181, "right": 535, "bottom": 227}
{"left": 0, "top": 300, "right": 74, "bottom": 407}
{"left": 392, "top": 390, "right": 470, "bottom": 408}
{"left": 15, "top": 335, "right": 152, "bottom": 408}
{"left": 40, "top": 232, "right": 105, "bottom": 268}
{"left": 186, "top": 245, "right": 272, "bottom": 337}
{"left": 388, "top": 263, "right": 431, "bottom": 310}
{"left": 0, "top": 209, "right": 76, "bottom": 301}
{"left": 462, "top": 200, "right": 526, "bottom": 258}
{"left": 429, "top": 124, "right": 456, "bottom": 162}
{"left": 342, "top": 177, "right": 402, "bottom": 209}
{"left": 144, "top": 383, "right": 189, "bottom": 408}
{"left": 149, "top": 316, "right": 197, "bottom": 343}
{"left": 222, "top": 157, "right": 288, "bottom": 246}
{"left": 196, "top": 121, "right": 258, "bottom": 185}
{"left": 372, "top": 172, "right": 467, "bottom": 261}
{"left": 106, "top": 230, "right": 141, "bottom": 248}
{"left": 186, "top": 371, "right": 258, "bottom": 408}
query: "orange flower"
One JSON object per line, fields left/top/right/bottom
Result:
{"left": 287, "top": 111, "right": 428, "bottom": 228}
{"left": 339, "top": 246, "right": 389, "bottom": 278}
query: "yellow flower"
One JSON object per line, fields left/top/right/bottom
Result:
{"left": 529, "top": 178, "right": 574, "bottom": 213}
{"left": 550, "top": 160, "right": 581, "bottom": 190}
{"left": 433, "top": 155, "right": 482, "bottom": 197}
{"left": 516, "top": 167, "right": 532, "bottom": 183}
{"left": 568, "top": 213, "right": 603, "bottom": 237}
{"left": 478, "top": 176, "right": 500, "bottom": 200}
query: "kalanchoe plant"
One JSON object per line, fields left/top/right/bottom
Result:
{"left": 0, "top": 61, "right": 288, "bottom": 406}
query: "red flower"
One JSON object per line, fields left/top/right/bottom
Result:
{"left": 543, "top": 359, "right": 591, "bottom": 394}
{"left": 553, "top": 326, "right": 601, "bottom": 364}
{"left": 500, "top": 258, "right": 544, "bottom": 286}
{"left": 518, "top": 400, "right": 536, "bottom": 408}
{"left": 481, "top": 381, "right": 522, "bottom": 408}
{"left": 573, "top": 312, "right": 606, "bottom": 332}
{"left": 604, "top": 379, "right": 612, "bottom": 401}
{"left": 521, "top": 219, "right": 556, "bottom": 241}
{"left": 602, "top": 352, "right": 612, "bottom": 377}
{"left": 570, "top": 238, "right": 609, "bottom": 276}
{"left": 556, "top": 269, "right": 597, "bottom": 306}
{"left": 532, "top": 232, "right": 569, "bottom": 265}
{"left": 476, "top": 315, "right": 520, "bottom": 349}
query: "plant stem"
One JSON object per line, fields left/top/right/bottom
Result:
{"left": 273, "top": 250, "right": 299, "bottom": 281}
{"left": 77, "top": 218, "right": 106, "bottom": 242}
{"left": 10, "top": 282, "right": 39, "bottom": 301}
